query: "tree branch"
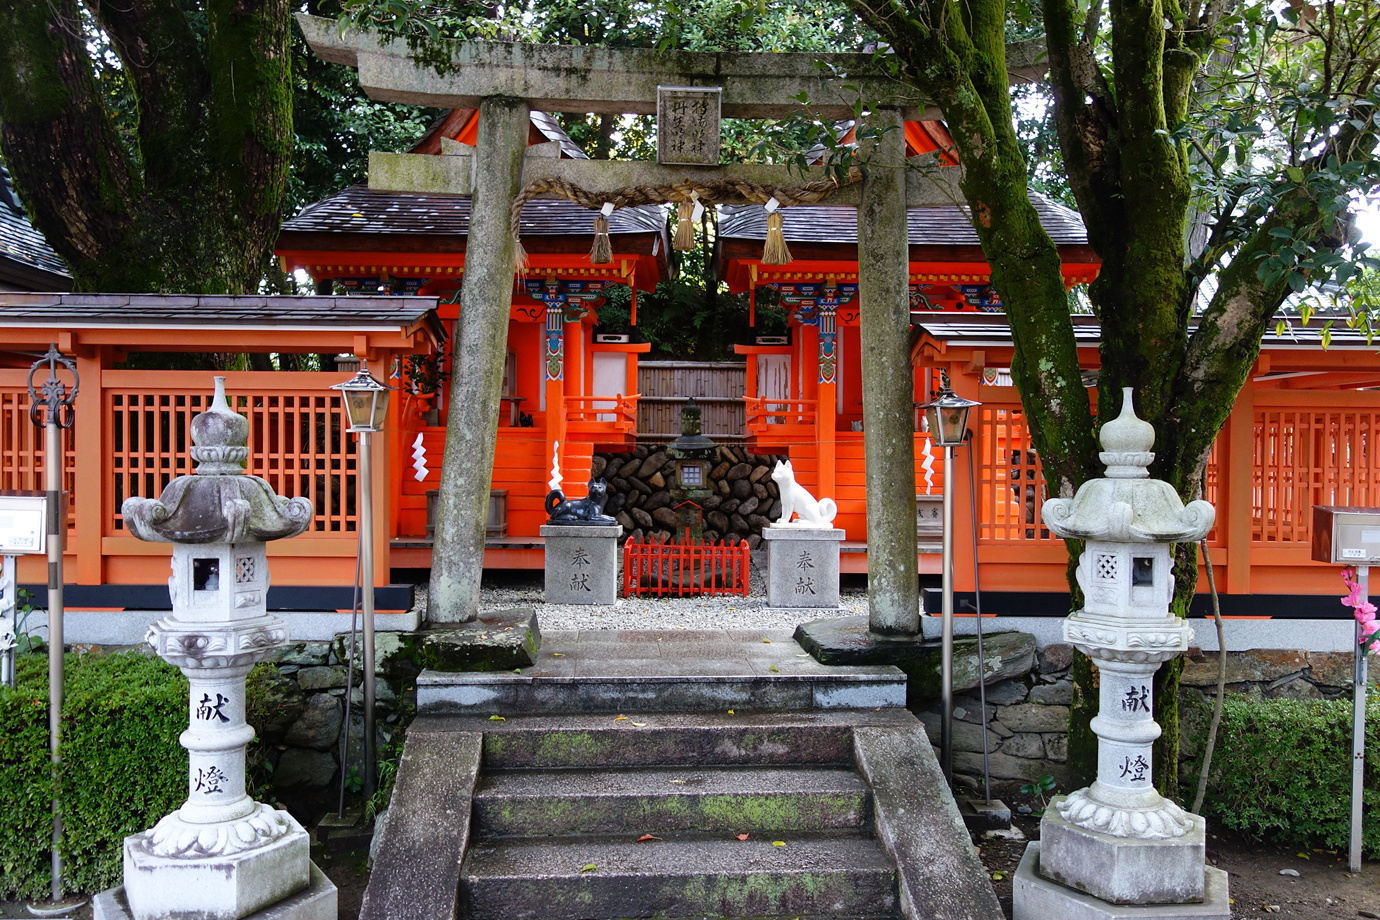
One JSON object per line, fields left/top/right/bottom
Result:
{"left": 92, "top": 0, "right": 209, "bottom": 193}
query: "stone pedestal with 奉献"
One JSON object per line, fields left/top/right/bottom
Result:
{"left": 541, "top": 523, "right": 620, "bottom": 605}
{"left": 94, "top": 377, "right": 335, "bottom": 920}
{"left": 1013, "top": 388, "right": 1227, "bottom": 920}
{"left": 763, "top": 527, "right": 844, "bottom": 608}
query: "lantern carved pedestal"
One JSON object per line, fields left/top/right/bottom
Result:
{"left": 93, "top": 378, "right": 335, "bottom": 920}
{"left": 1013, "top": 389, "right": 1229, "bottom": 920}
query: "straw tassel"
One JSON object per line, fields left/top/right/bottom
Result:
{"left": 673, "top": 201, "right": 696, "bottom": 251}
{"left": 589, "top": 202, "right": 614, "bottom": 265}
{"left": 761, "top": 198, "right": 792, "bottom": 265}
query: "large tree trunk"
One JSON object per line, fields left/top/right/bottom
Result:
{"left": 846, "top": 0, "right": 1349, "bottom": 800}
{"left": 0, "top": 0, "right": 293, "bottom": 294}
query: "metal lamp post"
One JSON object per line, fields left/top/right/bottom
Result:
{"left": 331, "top": 363, "right": 393, "bottom": 802}
{"left": 921, "top": 372, "right": 979, "bottom": 784}
{"left": 26, "top": 344, "right": 80, "bottom": 909}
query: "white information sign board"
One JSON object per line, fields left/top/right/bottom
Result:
{"left": 0, "top": 493, "right": 48, "bottom": 555}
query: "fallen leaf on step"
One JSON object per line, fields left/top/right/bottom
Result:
{"left": 769, "top": 665, "right": 780, "bottom": 673}
{"left": 771, "top": 841, "right": 786, "bottom": 847}
{"left": 736, "top": 834, "right": 750, "bottom": 841}
{"left": 615, "top": 715, "right": 628, "bottom": 721}
{"left": 631, "top": 722, "right": 647, "bottom": 727}
{"left": 581, "top": 864, "right": 598, "bottom": 873}
{"left": 513, "top": 669, "right": 522, "bottom": 674}
{"left": 636, "top": 834, "right": 660, "bottom": 843}
{"left": 489, "top": 715, "right": 506, "bottom": 721}
{"left": 552, "top": 652, "right": 564, "bottom": 657}
{"left": 668, "top": 779, "right": 687, "bottom": 785}
{"left": 727, "top": 709, "right": 735, "bottom": 715}
{"left": 761, "top": 638, "right": 771, "bottom": 643}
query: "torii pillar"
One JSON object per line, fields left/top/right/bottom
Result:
{"left": 429, "top": 98, "right": 530, "bottom": 622}
{"left": 858, "top": 108, "right": 920, "bottom": 635}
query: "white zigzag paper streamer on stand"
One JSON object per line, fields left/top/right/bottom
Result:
{"left": 412, "top": 432, "right": 428, "bottom": 482}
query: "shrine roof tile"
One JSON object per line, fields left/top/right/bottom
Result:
{"left": 0, "top": 166, "right": 71, "bottom": 283}
{"left": 283, "top": 184, "right": 665, "bottom": 237}
{"left": 0, "top": 293, "right": 438, "bottom": 328}
{"left": 717, "top": 191, "right": 1088, "bottom": 246}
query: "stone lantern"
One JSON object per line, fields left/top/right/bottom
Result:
{"left": 98, "top": 378, "right": 335, "bottom": 920}
{"left": 1014, "top": 388, "right": 1227, "bottom": 918}
{"left": 666, "top": 398, "right": 719, "bottom": 538}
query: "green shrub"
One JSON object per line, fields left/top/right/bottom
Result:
{"left": 0, "top": 652, "right": 187, "bottom": 898}
{"left": 1197, "top": 694, "right": 1379, "bottom": 857}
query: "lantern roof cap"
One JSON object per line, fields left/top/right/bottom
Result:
{"left": 1040, "top": 388, "right": 1214, "bottom": 543}
{"left": 120, "top": 377, "right": 313, "bottom": 545}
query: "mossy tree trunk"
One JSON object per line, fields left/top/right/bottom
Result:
{"left": 849, "top": 0, "right": 1374, "bottom": 799}
{"left": 0, "top": 0, "right": 292, "bottom": 294}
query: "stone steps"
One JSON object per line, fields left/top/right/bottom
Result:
{"left": 363, "top": 637, "right": 1004, "bottom": 920}
{"left": 459, "top": 832, "right": 899, "bottom": 920}
{"left": 416, "top": 628, "right": 907, "bottom": 716}
{"left": 419, "top": 708, "right": 916, "bottom": 770}
{"left": 472, "top": 765, "right": 871, "bottom": 836}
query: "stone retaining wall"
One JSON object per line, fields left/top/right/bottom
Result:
{"left": 592, "top": 447, "right": 786, "bottom": 546}
{"left": 919, "top": 645, "right": 1371, "bottom": 789}
{"left": 248, "top": 634, "right": 421, "bottom": 797}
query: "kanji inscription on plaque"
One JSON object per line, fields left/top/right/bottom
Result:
{"left": 657, "top": 86, "right": 722, "bottom": 166}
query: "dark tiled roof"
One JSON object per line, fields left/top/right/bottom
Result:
{"left": 529, "top": 111, "right": 589, "bottom": 159}
{"left": 0, "top": 166, "right": 70, "bottom": 280}
{"left": 0, "top": 293, "right": 438, "bottom": 327}
{"left": 912, "top": 311, "right": 1378, "bottom": 349}
{"left": 283, "top": 185, "right": 666, "bottom": 237}
{"left": 718, "top": 191, "right": 1089, "bottom": 246}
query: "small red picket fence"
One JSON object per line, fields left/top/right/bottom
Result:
{"left": 622, "top": 535, "right": 751, "bottom": 598}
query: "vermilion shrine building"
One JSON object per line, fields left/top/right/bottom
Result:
{"left": 1, "top": 109, "right": 1376, "bottom": 622}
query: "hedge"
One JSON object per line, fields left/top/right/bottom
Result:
{"left": 0, "top": 652, "right": 187, "bottom": 899}
{"left": 1199, "top": 693, "right": 1380, "bottom": 858}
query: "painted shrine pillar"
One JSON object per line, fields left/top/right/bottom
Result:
{"left": 816, "top": 302, "right": 838, "bottom": 499}
{"left": 544, "top": 297, "right": 566, "bottom": 479}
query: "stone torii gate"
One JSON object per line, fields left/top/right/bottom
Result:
{"left": 297, "top": 15, "right": 1045, "bottom": 634}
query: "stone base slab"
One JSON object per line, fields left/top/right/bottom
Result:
{"left": 762, "top": 527, "right": 844, "bottom": 608}
{"left": 97, "top": 859, "right": 335, "bottom": 920}
{"left": 541, "top": 524, "right": 620, "bottom": 605}
{"left": 958, "top": 795, "right": 1012, "bottom": 831}
{"left": 420, "top": 608, "right": 541, "bottom": 671}
{"left": 1015, "top": 842, "right": 1229, "bottom": 920}
{"left": 1039, "top": 796, "right": 1206, "bottom": 904}
{"left": 121, "top": 815, "right": 310, "bottom": 920}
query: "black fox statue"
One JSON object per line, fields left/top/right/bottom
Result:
{"left": 545, "top": 477, "right": 617, "bottom": 525}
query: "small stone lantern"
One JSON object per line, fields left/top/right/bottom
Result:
{"left": 1014, "top": 388, "right": 1227, "bottom": 917}
{"left": 101, "top": 378, "right": 334, "bottom": 920}
{"left": 666, "top": 398, "right": 719, "bottom": 538}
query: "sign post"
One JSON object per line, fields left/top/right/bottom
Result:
{"left": 1311, "top": 505, "right": 1378, "bottom": 874}
{"left": 26, "top": 344, "right": 79, "bottom": 910}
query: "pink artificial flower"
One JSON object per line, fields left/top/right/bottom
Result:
{"left": 1341, "top": 567, "right": 1379, "bottom": 654}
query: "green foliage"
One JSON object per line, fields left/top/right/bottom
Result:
{"left": 1193, "top": 695, "right": 1380, "bottom": 858}
{"left": 0, "top": 652, "right": 187, "bottom": 899}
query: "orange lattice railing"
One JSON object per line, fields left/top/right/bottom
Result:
{"left": 744, "top": 396, "right": 816, "bottom": 439}
{"left": 623, "top": 536, "right": 751, "bottom": 597}
{"left": 565, "top": 394, "right": 638, "bottom": 437}
{"left": 106, "top": 376, "right": 358, "bottom": 537}
{"left": 1253, "top": 406, "right": 1380, "bottom": 544}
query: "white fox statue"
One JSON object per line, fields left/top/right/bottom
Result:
{"left": 770, "top": 460, "right": 838, "bottom": 528}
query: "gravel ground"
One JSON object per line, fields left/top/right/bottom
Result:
{"left": 409, "top": 555, "right": 873, "bottom": 632}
